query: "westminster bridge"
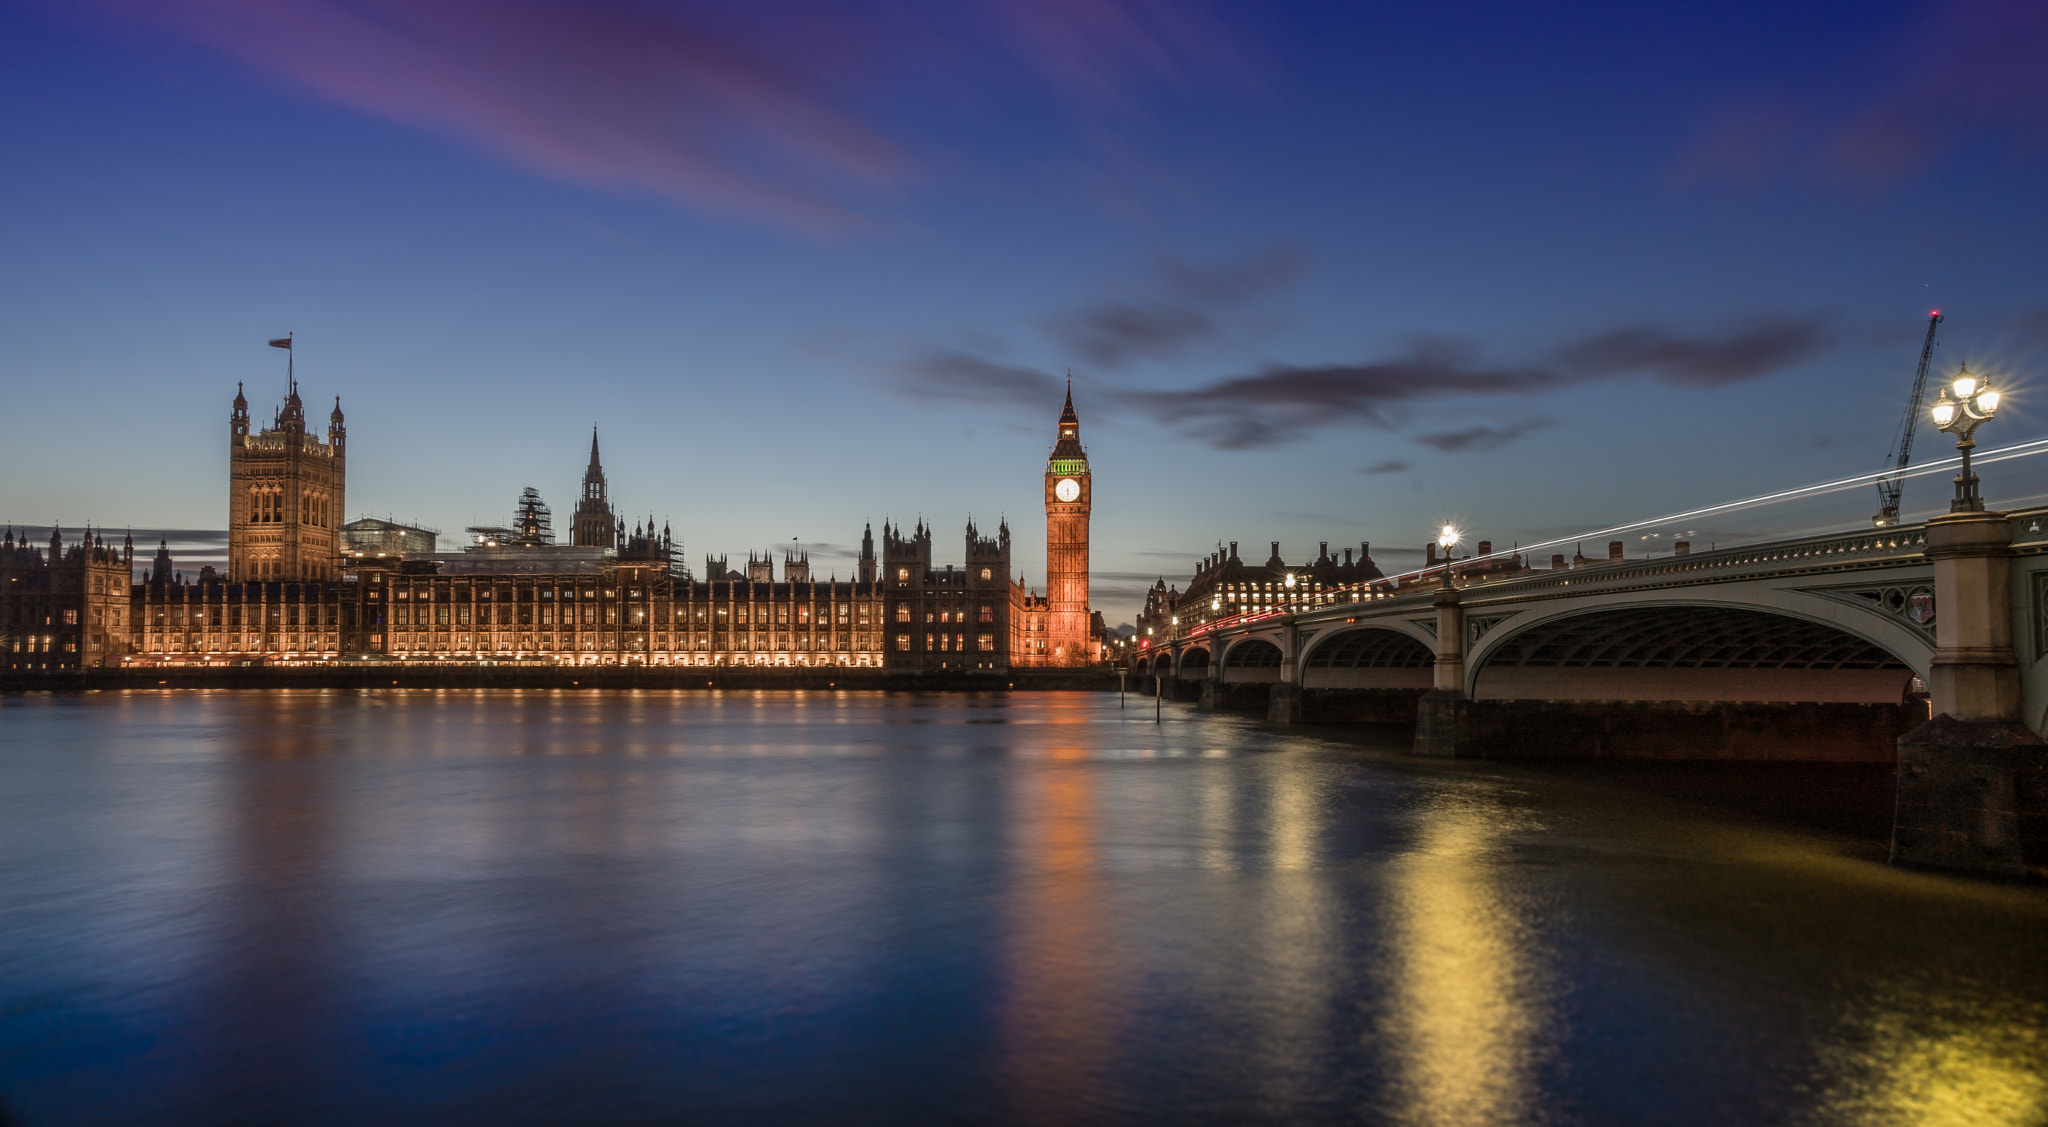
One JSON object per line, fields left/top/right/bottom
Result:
{"left": 1136, "top": 506, "right": 2048, "bottom": 876}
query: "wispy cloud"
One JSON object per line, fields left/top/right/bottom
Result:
{"left": 95, "top": 0, "right": 910, "bottom": 232}
{"left": 1672, "top": 1, "right": 2048, "bottom": 189}
{"left": 1127, "top": 314, "right": 1833, "bottom": 448}
{"left": 86, "top": 0, "right": 1254, "bottom": 232}
{"left": 897, "top": 349, "right": 1065, "bottom": 407}
{"left": 2012, "top": 306, "right": 2048, "bottom": 349}
{"left": 1414, "top": 419, "right": 1553, "bottom": 453}
{"left": 1040, "top": 245, "right": 1306, "bottom": 368}
{"left": 1359, "top": 460, "right": 1410, "bottom": 475}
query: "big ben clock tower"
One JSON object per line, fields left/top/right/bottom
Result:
{"left": 1044, "top": 381, "right": 1093, "bottom": 665}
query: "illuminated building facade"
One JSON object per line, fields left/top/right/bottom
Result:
{"left": 1013, "top": 385, "right": 1103, "bottom": 666}
{"left": 881, "top": 517, "right": 1015, "bottom": 671}
{"left": 1137, "top": 540, "right": 1385, "bottom": 639}
{"left": 0, "top": 527, "right": 135, "bottom": 671}
{"left": 9, "top": 380, "right": 1105, "bottom": 673}
{"left": 228, "top": 381, "right": 346, "bottom": 581}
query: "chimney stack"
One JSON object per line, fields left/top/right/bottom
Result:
{"left": 1477, "top": 540, "right": 1492, "bottom": 556}
{"left": 1551, "top": 553, "right": 1566, "bottom": 569}
{"left": 1426, "top": 542, "right": 1438, "bottom": 565}
{"left": 1343, "top": 548, "right": 1353, "bottom": 566}
{"left": 1674, "top": 541, "right": 1690, "bottom": 555}
{"left": 1608, "top": 541, "right": 1625, "bottom": 562}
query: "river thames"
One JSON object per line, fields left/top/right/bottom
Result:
{"left": 0, "top": 689, "right": 2042, "bottom": 1126}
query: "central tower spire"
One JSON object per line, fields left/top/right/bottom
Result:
{"left": 571, "top": 426, "right": 616, "bottom": 548}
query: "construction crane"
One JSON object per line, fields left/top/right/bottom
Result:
{"left": 1872, "top": 310, "right": 1944, "bottom": 527}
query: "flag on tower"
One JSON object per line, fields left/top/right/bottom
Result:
{"left": 268, "top": 337, "right": 292, "bottom": 350}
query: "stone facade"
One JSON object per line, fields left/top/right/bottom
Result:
{"left": 0, "top": 527, "right": 136, "bottom": 670}
{"left": 7, "top": 382, "right": 1105, "bottom": 674}
{"left": 880, "top": 518, "right": 1014, "bottom": 671}
{"left": 228, "top": 382, "right": 345, "bottom": 582}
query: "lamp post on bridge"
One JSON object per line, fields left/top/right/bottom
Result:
{"left": 1894, "top": 361, "right": 2043, "bottom": 878}
{"left": 1929, "top": 362, "right": 2000, "bottom": 512}
{"left": 1414, "top": 523, "right": 1473, "bottom": 757}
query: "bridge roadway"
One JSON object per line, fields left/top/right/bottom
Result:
{"left": 1136, "top": 506, "right": 2048, "bottom": 763}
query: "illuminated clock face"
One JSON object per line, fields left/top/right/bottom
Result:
{"left": 1054, "top": 478, "right": 1080, "bottom": 502}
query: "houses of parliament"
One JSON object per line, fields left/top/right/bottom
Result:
{"left": 1, "top": 366, "right": 1107, "bottom": 673}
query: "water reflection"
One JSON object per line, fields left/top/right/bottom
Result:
{"left": 1000, "top": 695, "right": 1114, "bottom": 1121}
{"left": 1806, "top": 985, "right": 2048, "bottom": 1126}
{"left": 0, "top": 690, "right": 2042, "bottom": 1127}
{"left": 1383, "top": 790, "right": 1551, "bottom": 1127}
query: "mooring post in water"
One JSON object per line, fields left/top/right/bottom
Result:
{"left": 1119, "top": 668, "right": 1126, "bottom": 707}
{"left": 1155, "top": 676, "right": 1162, "bottom": 723}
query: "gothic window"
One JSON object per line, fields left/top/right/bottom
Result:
{"left": 980, "top": 568, "right": 991, "bottom": 580}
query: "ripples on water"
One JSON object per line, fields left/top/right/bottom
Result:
{"left": 0, "top": 690, "right": 2042, "bottom": 1126}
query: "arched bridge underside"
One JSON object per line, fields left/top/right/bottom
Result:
{"left": 1475, "top": 605, "right": 1912, "bottom": 704}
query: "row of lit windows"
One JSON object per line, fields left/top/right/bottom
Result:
{"left": 892, "top": 632, "right": 996, "bottom": 652}
{"left": 247, "top": 486, "right": 333, "bottom": 529}
{"left": 151, "top": 605, "right": 340, "bottom": 627}
{"left": 892, "top": 605, "right": 996, "bottom": 624}
{"left": 387, "top": 637, "right": 871, "bottom": 653}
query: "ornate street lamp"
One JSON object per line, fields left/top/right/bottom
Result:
{"left": 1437, "top": 524, "right": 1460, "bottom": 588}
{"left": 1929, "top": 363, "right": 2001, "bottom": 512}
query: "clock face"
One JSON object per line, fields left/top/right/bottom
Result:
{"left": 1054, "top": 477, "right": 1080, "bottom": 503}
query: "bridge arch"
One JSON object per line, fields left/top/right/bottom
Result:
{"left": 1222, "top": 638, "right": 1284, "bottom": 683}
{"left": 1301, "top": 626, "right": 1435, "bottom": 690}
{"left": 1175, "top": 645, "right": 1211, "bottom": 679}
{"left": 1470, "top": 602, "right": 1919, "bottom": 704}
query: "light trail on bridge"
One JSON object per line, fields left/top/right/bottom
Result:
{"left": 1371, "top": 433, "right": 2048, "bottom": 588}
{"left": 1172, "top": 434, "right": 2048, "bottom": 637}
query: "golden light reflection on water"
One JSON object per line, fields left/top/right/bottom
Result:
{"left": 999, "top": 694, "right": 1113, "bottom": 1122}
{"left": 1804, "top": 988, "right": 2048, "bottom": 1127}
{"left": 1383, "top": 795, "right": 1551, "bottom": 1127}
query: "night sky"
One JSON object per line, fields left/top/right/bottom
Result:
{"left": 4, "top": 1, "right": 2046, "bottom": 623}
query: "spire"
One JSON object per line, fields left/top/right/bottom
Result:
{"left": 587, "top": 427, "right": 602, "bottom": 473}
{"left": 233, "top": 381, "right": 248, "bottom": 412}
{"left": 1050, "top": 378, "right": 1086, "bottom": 462}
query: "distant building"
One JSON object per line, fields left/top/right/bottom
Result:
{"left": 0, "top": 527, "right": 134, "bottom": 671}
{"left": 1137, "top": 539, "right": 1385, "bottom": 639}
{"left": 10, "top": 374, "right": 1109, "bottom": 673}
{"left": 342, "top": 517, "right": 437, "bottom": 559}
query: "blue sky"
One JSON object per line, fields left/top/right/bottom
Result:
{"left": 4, "top": 1, "right": 2046, "bottom": 621}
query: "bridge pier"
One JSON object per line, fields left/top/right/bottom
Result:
{"left": 1268, "top": 621, "right": 1302, "bottom": 723}
{"left": 1891, "top": 511, "right": 2047, "bottom": 878}
{"left": 1413, "top": 581, "right": 1474, "bottom": 757}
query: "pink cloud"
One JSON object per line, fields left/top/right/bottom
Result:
{"left": 1673, "top": 0, "right": 2048, "bottom": 190}
{"left": 1817, "top": 0, "right": 2048, "bottom": 183}
{"left": 74, "top": 0, "right": 1255, "bottom": 232}
{"left": 89, "top": 0, "right": 912, "bottom": 232}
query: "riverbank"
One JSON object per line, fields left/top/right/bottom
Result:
{"left": 0, "top": 666, "right": 1126, "bottom": 692}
